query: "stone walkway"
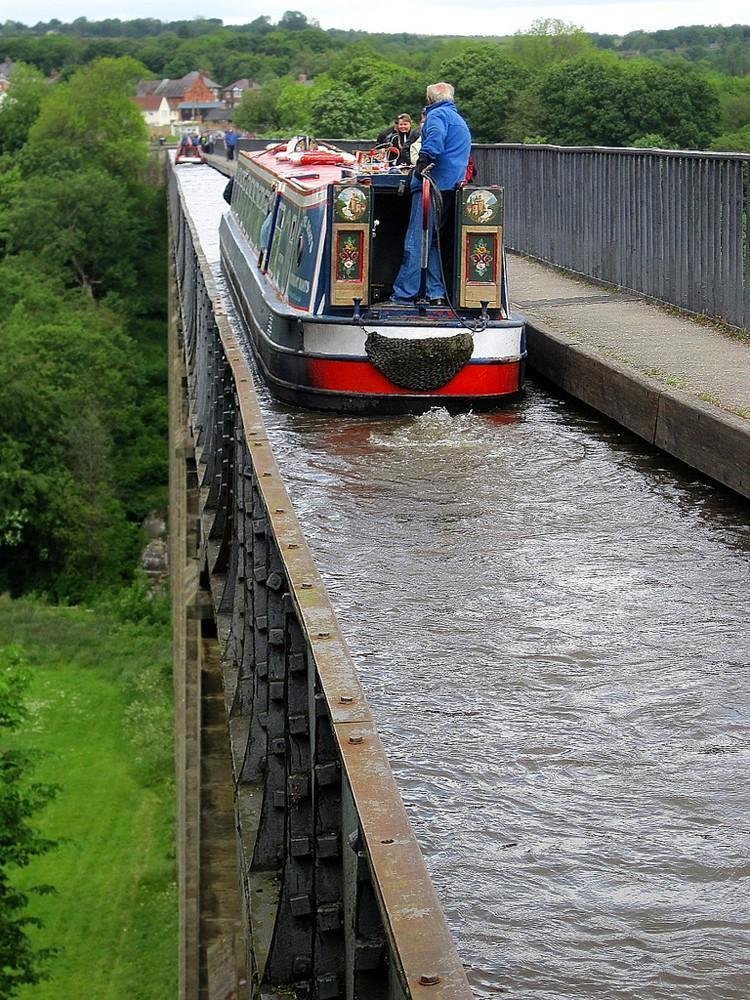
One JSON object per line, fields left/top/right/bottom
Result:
{"left": 508, "top": 254, "right": 750, "bottom": 420}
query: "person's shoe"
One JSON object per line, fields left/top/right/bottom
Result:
{"left": 429, "top": 297, "right": 448, "bottom": 306}
{"left": 381, "top": 297, "right": 414, "bottom": 307}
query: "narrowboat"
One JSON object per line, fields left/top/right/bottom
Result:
{"left": 219, "top": 137, "right": 526, "bottom": 413}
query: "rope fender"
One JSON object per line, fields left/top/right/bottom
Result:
{"left": 364, "top": 331, "right": 474, "bottom": 391}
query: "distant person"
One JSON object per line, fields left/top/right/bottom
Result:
{"left": 176, "top": 130, "right": 192, "bottom": 159}
{"left": 224, "top": 126, "right": 237, "bottom": 161}
{"left": 387, "top": 82, "right": 471, "bottom": 306}
{"left": 376, "top": 116, "right": 400, "bottom": 145}
{"left": 377, "top": 113, "right": 418, "bottom": 164}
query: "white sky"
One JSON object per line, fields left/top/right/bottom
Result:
{"left": 3, "top": 2, "right": 747, "bottom": 38}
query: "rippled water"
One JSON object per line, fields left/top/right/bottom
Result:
{"left": 180, "top": 164, "right": 750, "bottom": 998}
{"left": 258, "top": 381, "right": 750, "bottom": 999}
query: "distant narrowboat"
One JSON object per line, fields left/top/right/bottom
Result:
{"left": 219, "top": 137, "right": 526, "bottom": 413}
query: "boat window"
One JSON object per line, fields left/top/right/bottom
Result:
{"left": 277, "top": 204, "right": 286, "bottom": 231}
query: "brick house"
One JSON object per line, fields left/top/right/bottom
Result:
{"left": 222, "top": 78, "right": 260, "bottom": 110}
{"left": 135, "top": 70, "right": 227, "bottom": 127}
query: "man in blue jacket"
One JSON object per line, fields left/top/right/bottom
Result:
{"left": 388, "top": 82, "right": 471, "bottom": 306}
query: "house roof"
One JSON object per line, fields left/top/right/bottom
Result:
{"left": 180, "top": 70, "right": 221, "bottom": 90}
{"left": 225, "top": 78, "right": 253, "bottom": 90}
{"left": 204, "top": 107, "right": 233, "bottom": 122}
{"left": 137, "top": 79, "right": 163, "bottom": 96}
{"left": 133, "top": 94, "right": 165, "bottom": 111}
{"left": 177, "top": 101, "right": 225, "bottom": 110}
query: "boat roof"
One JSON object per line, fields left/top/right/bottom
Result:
{"left": 239, "top": 142, "right": 409, "bottom": 196}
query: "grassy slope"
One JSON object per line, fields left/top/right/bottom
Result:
{"left": 0, "top": 595, "right": 177, "bottom": 1000}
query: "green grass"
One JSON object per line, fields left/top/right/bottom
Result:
{"left": 0, "top": 595, "right": 177, "bottom": 1000}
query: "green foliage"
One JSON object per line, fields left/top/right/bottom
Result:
{"left": 0, "top": 645, "right": 58, "bottom": 997}
{"left": 530, "top": 55, "right": 720, "bottom": 148}
{"left": 0, "top": 63, "right": 47, "bottom": 156}
{"left": 7, "top": 169, "right": 147, "bottom": 297}
{"left": 310, "top": 82, "right": 382, "bottom": 139}
{"left": 631, "top": 133, "right": 677, "bottom": 149}
{"left": 0, "top": 46, "right": 168, "bottom": 603}
{"left": 1, "top": 598, "right": 176, "bottom": 999}
{"left": 0, "top": 269, "right": 146, "bottom": 600}
{"left": 511, "top": 18, "right": 595, "bottom": 67}
{"left": 437, "top": 45, "right": 531, "bottom": 143}
{"left": 620, "top": 62, "right": 720, "bottom": 148}
{"left": 709, "top": 124, "right": 750, "bottom": 152}
{"left": 234, "top": 75, "right": 290, "bottom": 132}
{"left": 712, "top": 72, "right": 750, "bottom": 130}
{"left": 23, "top": 57, "right": 148, "bottom": 184}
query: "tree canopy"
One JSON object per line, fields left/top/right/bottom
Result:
{"left": 0, "top": 645, "right": 58, "bottom": 996}
{"left": 0, "top": 55, "right": 167, "bottom": 602}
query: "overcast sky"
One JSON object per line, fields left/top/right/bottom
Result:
{"left": 4, "top": 2, "right": 748, "bottom": 38}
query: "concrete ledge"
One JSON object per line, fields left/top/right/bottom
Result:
{"left": 525, "top": 317, "right": 750, "bottom": 499}
{"left": 655, "top": 390, "right": 750, "bottom": 498}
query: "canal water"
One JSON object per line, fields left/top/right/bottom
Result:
{"left": 182, "top": 163, "right": 750, "bottom": 999}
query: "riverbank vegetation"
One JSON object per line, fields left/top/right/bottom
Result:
{"left": 0, "top": 53, "right": 172, "bottom": 996}
{"left": 1, "top": 596, "right": 176, "bottom": 999}
{"left": 1, "top": 13, "right": 748, "bottom": 149}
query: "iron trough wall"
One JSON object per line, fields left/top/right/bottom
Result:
{"left": 168, "top": 169, "right": 473, "bottom": 999}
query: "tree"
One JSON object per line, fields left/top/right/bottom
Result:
{"left": 437, "top": 45, "right": 531, "bottom": 143}
{"left": 0, "top": 62, "right": 47, "bottom": 155}
{"left": 7, "top": 168, "right": 147, "bottom": 297}
{"left": 0, "top": 645, "right": 57, "bottom": 996}
{"left": 278, "top": 10, "right": 308, "bottom": 31}
{"left": 620, "top": 63, "right": 720, "bottom": 148}
{"left": 530, "top": 55, "right": 720, "bottom": 149}
{"left": 709, "top": 123, "right": 750, "bottom": 152}
{"left": 511, "top": 18, "right": 595, "bottom": 67}
{"left": 310, "top": 83, "right": 382, "bottom": 139}
{"left": 23, "top": 56, "right": 148, "bottom": 184}
{"left": 234, "top": 76, "right": 291, "bottom": 132}
{"left": 531, "top": 55, "right": 626, "bottom": 146}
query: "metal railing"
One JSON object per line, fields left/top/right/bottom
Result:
{"left": 473, "top": 144, "right": 750, "bottom": 330}
{"left": 169, "top": 169, "right": 473, "bottom": 998}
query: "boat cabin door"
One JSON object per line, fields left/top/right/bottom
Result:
{"left": 454, "top": 185, "right": 505, "bottom": 310}
{"left": 329, "top": 183, "right": 373, "bottom": 307}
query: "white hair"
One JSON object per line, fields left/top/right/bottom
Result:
{"left": 426, "top": 82, "right": 455, "bottom": 104}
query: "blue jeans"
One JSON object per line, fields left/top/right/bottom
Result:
{"left": 391, "top": 189, "right": 446, "bottom": 301}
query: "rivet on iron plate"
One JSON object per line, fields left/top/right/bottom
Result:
{"left": 419, "top": 975, "right": 441, "bottom": 986}
{"left": 301, "top": 582, "right": 313, "bottom": 589}
{"left": 348, "top": 735, "right": 363, "bottom": 745}
{"left": 275, "top": 508, "right": 285, "bottom": 514}
{"left": 287, "top": 543, "right": 299, "bottom": 549}
{"left": 381, "top": 838, "right": 394, "bottom": 844}
{"left": 262, "top": 472, "right": 271, "bottom": 477}
{"left": 316, "top": 631, "right": 331, "bottom": 639}
{"left": 339, "top": 695, "right": 353, "bottom": 704}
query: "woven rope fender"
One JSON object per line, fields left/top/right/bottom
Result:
{"left": 364, "top": 331, "right": 474, "bottom": 391}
